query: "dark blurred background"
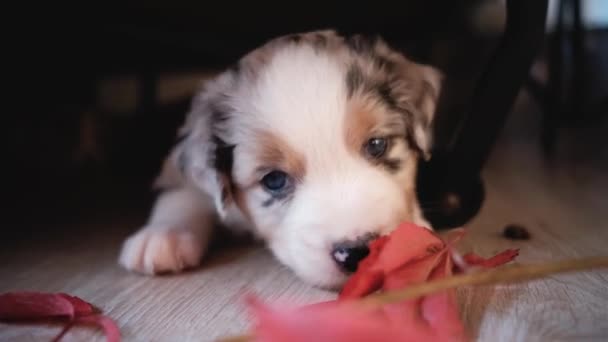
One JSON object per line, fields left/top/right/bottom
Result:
{"left": 5, "top": 0, "right": 607, "bottom": 234}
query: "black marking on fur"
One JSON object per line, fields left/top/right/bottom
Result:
{"left": 287, "top": 34, "right": 302, "bottom": 43}
{"left": 346, "top": 34, "right": 375, "bottom": 55}
{"left": 212, "top": 135, "right": 235, "bottom": 174}
{"left": 175, "top": 132, "right": 189, "bottom": 145}
{"left": 220, "top": 185, "right": 230, "bottom": 205}
{"left": 175, "top": 132, "right": 190, "bottom": 175}
{"left": 210, "top": 102, "right": 230, "bottom": 124}
{"left": 212, "top": 135, "right": 237, "bottom": 206}
{"left": 375, "top": 81, "right": 398, "bottom": 110}
{"left": 347, "top": 34, "right": 396, "bottom": 73}
{"left": 373, "top": 55, "right": 397, "bottom": 72}
{"left": 262, "top": 197, "right": 276, "bottom": 207}
{"left": 313, "top": 33, "right": 328, "bottom": 50}
{"left": 262, "top": 192, "right": 293, "bottom": 208}
{"left": 177, "top": 150, "right": 188, "bottom": 174}
{"left": 346, "top": 64, "right": 364, "bottom": 98}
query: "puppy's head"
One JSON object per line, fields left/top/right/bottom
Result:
{"left": 169, "top": 31, "right": 442, "bottom": 288}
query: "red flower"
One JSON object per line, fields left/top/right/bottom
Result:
{"left": 341, "top": 223, "right": 518, "bottom": 298}
{"left": 249, "top": 222, "right": 519, "bottom": 342}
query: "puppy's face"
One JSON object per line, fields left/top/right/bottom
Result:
{"left": 174, "top": 31, "right": 442, "bottom": 288}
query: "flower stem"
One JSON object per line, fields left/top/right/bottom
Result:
{"left": 216, "top": 256, "right": 608, "bottom": 342}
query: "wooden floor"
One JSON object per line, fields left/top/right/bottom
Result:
{"left": 1, "top": 112, "right": 608, "bottom": 341}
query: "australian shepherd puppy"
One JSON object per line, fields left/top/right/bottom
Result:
{"left": 119, "top": 30, "right": 442, "bottom": 289}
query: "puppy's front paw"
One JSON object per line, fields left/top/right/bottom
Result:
{"left": 119, "top": 226, "right": 206, "bottom": 275}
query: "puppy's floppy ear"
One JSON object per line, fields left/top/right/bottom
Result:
{"left": 408, "top": 61, "right": 443, "bottom": 160}
{"left": 366, "top": 37, "right": 443, "bottom": 160}
{"left": 154, "top": 72, "right": 237, "bottom": 219}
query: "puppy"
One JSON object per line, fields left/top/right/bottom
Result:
{"left": 119, "top": 30, "right": 442, "bottom": 289}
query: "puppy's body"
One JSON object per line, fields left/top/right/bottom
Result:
{"left": 119, "top": 31, "right": 442, "bottom": 289}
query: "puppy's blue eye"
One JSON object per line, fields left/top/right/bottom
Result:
{"left": 261, "top": 171, "right": 289, "bottom": 192}
{"left": 365, "top": 137, "right": 388, "bottom": 158}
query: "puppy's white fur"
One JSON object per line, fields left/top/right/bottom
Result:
{"left": 119, "top": 30, "right": 442, "bottom": 289}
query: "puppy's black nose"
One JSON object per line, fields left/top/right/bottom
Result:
{"left": 332, "top": 244, "right": 370, "bottom": 273}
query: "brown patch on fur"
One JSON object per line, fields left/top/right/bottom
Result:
{"left": 344, "top": 103, "right": 383, "bottom": 154}
{"left": 228, "top": 131, "right": 305, "bottom": 216}
{"left": 255, "top": 130, "right": 306, "bottom": 182}
{"left": 219, "top": 173, "right": 254, "bottom": 221}
{"left": 232, "top": 186, "right": 253, "bottom": 221}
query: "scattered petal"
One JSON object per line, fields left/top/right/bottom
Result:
{"left": 0, "top": 292, "right": 87, "bottom": 321}
{"left": 462, "top": 249, "right": 520, "bottom": 268}
{"left": 0, "top": 291, "right": 120, "bottom": 342}
{"left": 76, "top": 315, "right": 122, "bottom": 342}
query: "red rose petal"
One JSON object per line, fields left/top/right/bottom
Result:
{"left": 0, "top": 292, "right": 83, "bottom": 320}
{"left": 357, "top": 235, "right": 390, "bottom": 274}
{"left": 462, "top": 249, "right": 519, "bottom": 268}
{"left": 339, "top": 270, "right": 384, "bottom": 300}
{"left": 248, "top": 296, "right": 439, "bottom": 342}
{"left": 443, "top": 228, "right": 467, "bottom": 246}
{"left": 375, "top": 222, "right": 443, "bottom": 273}
{"left": 75, "top": 315, "right": 121, "bottom": 342}
{"left": 383, "top": 250, "right": 447, "bottom": 291}
{"left": 57, "top": 293, "right": 96, "bottom": 316}
{"left": 0, "top": 292, "right": 120, "bottom": 342}
{"left": 340, "top": 223, "right": 444, "bottom": 299}
{"left": 423, "top": 255, "right": 466, "bottom": 339}
{"left": 339, "top": 236, "right": 390, "bottom": 298}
